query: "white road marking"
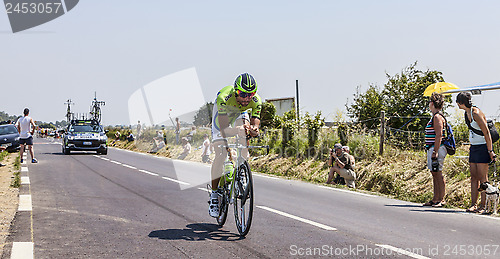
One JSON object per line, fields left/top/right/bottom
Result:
{"left": 100, "top": 157, "right": 110, "bottom": 161}
{"left": 257, "top": 206, "right": 337, "bottom": 231}
{"left": 21, "top": 167, "right": 28, "bottom": 173}
{"left": 254, "top": 173, "right": 280, "bottom": 180}
{"left": 11, "top": 242, "right": 34, "bottom": 259}
{"left": 21, "top": 176, "right": 30, "bottom": 185}
{"left": 162, "top": 176, "right": 190, "bottom": 186}
{"left": 376, "top": 244, "right": 430, "bottom": 259}
{"left": 18, "top": 195, "right": 32, "bottom": 211}
{"left": 21, "top": 160, "right": 26, "bottom": 165}
{"left": 460, "top": 212, "right": 500, "bottom": 221}
{"left": 122, "top": 164, "right": 137, "bottom": 170}
{"left": 110, "top": 161, "right": 122, "bottom": 165}
{"left": 139, "top": 169, "right": 158, "bottom": 176}
{"left": 318, "top": 185, "right": 377, "bottom": 198}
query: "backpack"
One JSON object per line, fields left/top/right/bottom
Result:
{"left": 432, "top": 113, "right": 456, "bottom": 155}
{"left": 442, "top": 120, "right": 456, "bottom": 155}
{"left": 464, "top": 110, "right": 499, "bottom": 144}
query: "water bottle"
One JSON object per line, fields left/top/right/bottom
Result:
{"left": 224, "top": 160, "right": 234, "bottom": 182}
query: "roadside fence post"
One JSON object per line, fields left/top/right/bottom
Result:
{"left": 379, "top": 111, "right": 385, "bottom": 156}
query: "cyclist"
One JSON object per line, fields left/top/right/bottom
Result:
{"left": 209, "top": 73, "right": 262, "bottom": 217}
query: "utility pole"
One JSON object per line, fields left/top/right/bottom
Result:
{"left": 296, "top": 80, "right": 299, "bottom": 122}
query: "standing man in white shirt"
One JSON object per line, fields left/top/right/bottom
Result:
{"left": 16, "top": 108, "right": 37, "bottom": 163}
{"left": 201, "top": 134, "right": 212, "bottom": 163}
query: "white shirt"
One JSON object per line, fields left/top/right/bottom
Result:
{"left": 16, "top": 116, "right": 33, "bottom": 139}
{"left": 202, "top": 139, "right": 211, "bottom": 156}
{"left": 469, "top": 115, "right": 487, "bottom": 145}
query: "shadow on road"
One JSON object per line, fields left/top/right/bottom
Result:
{"left": 385, "top": 204, "right": 464, "bottom": 213}
{"left": 384, "top": 204, "right": 422, "bottom": 208}
{"left": 148, "top": 223, "right": 244, "bottom": 242}
{"left": 410, "top": 209, "right": 465, "bottom": 214}
{"left": 41, "top": 152, "right": 97, "bottom": 156}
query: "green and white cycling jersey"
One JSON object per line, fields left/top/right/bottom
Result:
{"left": 211, "top": 85, "right": 262, "bottom": 141}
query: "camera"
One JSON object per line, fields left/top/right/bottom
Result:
{"left": 431, "top": 157, "right": 439, "bottom": 172}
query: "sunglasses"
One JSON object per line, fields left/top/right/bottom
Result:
{"left": 237, "top": 90, "right": 255, "bottom": 98}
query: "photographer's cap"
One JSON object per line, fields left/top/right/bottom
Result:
{"left": 334, "top": 143, "right": 342, "bottom": 150}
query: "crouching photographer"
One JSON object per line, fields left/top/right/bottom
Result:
{"left": 326, "top": 143, "right": 356, "bottom": 188}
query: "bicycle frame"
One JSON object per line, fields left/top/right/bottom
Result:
{"left": 215, "top": 136, "right": 268, "bottom": 236}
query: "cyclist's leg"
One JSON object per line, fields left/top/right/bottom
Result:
{"left": 209, "top": 106, "right": 227, "bottom": 217}
{"left": 211, "top": 102, "right": 227, "bottom": 191}
{"left": 211, "top": 140, "right": 227, "bottom": 190}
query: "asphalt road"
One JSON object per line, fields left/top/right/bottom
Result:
{"left": 6, "top": 138, "right": 500, "bottom": 258}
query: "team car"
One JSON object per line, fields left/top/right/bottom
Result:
{"left": 62, "top": 120, "right": 108, "bottom": 155}
{"left": 0, "top": 124, "right": 20, "bottom": 152}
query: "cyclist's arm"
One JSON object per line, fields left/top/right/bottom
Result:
{"left": 248, "top": 96, "right": 262, "bottom": 137}
{"left": 248, "top": 117, "right": 260, "bottom": 137}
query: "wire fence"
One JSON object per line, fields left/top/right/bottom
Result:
{"left": 339, "top": 113, "right": 500, "bottom": 153}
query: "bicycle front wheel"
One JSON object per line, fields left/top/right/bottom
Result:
{"left": 233, "top": 160, "right": 253, "bottom": 236}
{"left": 217, "top": 188, "right": 229, "bottom": 227}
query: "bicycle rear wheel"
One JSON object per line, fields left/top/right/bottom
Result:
{"left": 233, "top": 160, "right": 253, "bottom": 236}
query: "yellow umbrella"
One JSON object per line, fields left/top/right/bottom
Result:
{"left": 423, "top": 82, "right": 459, "bottom": 96}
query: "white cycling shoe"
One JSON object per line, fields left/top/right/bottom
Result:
{"left": 209, "top": 191, "right": 220, "bottom": 217}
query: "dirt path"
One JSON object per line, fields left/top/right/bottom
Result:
{"left": 0, "top": 153, "right": 19, "bottom": 256}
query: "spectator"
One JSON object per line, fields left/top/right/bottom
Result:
{"left": 162, "top": 128, "right": 167, "bottom": 145}
{"left": 201, "top": 134, "right": 212, "bottom": 163}
{"left": 0, "top": 145, "right": 6, "bottom": 167}
{"left": 456, "top": 92, "right": 497, "bottom": 213}
{"left": 127, "top": 132, "right": 135, "bottom": 142}
{"left": 178, "top": 137, "right": 191, "bottom": 160}
{"left": 16, "top": 108, "right": 37, "bottom": 163}
{"left": 331, "top": 146, "right": 355, "bottom": 185}
{"left": 112, "top": 131, "right": 121, "bottom": 145}
{"left": 343, "top": 146, "right": 355, "bottom": 167}
{"left": 187, "top": 126, "right": 196, "bottom": 143}
{"left": 175, "top": 118, "right": 180, "bottom": 145}
{"left": 423, "top": 92, "right": 447, "bottom": 207}
{"left": 150, "top": 130, "right": 166, "bottom": 153}
{"left": 326, "top": 143, "right": 356, "bottom": 188}
{"left": 137, "top": 120, "right": 142, "bottom": 137}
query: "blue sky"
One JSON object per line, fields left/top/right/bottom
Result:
{"left": 1, "top": 0, "right": 500, "bottom": 125}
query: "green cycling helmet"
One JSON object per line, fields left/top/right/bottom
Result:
{"left": 234, "top": 73, "right": 257, "bottom": 94}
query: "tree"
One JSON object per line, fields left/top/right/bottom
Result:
{"left": 303, "top": 111, "right": 325, "bottom": 150}
{"left": 276, "top": 110, "right": 297, "bottom": 157}
{"left": 38, "top": 122, "right": 56, "bottom": 129}
{"left": 346, "top": 84, "right": 384, "bottom": 129}
{"left": 0, "top": 111, "right": 19, "bottom": 123}
{"left": 260, "top": 102, "right": 277, "bottom": 128}
{"left": 382, "top": 61, "right": 444, "bottom": 131}
{"left": 347, "top": 62, "right": 446, "bottom": 131}
{"left": 193, "top": 102, "right": 214, "bottom": 126}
